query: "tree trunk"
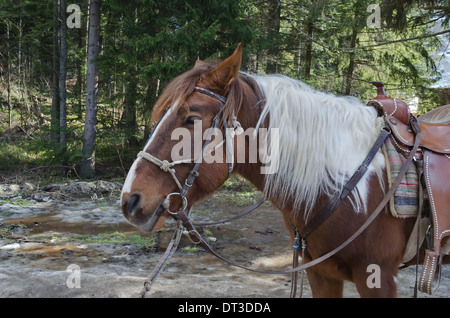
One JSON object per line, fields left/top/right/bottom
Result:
{"left": 124, "top": 77, "right": 138, "bottom": 146}
{"left": 266, "top": 0, "right": 281, "bottom": 74}
{"left": 59, "top": 0, "right": 68, "bottom": 150}
{"left": 344, "top": 27, "right": 358, "bottom": 95}
{"left": 75, "top": 3, "right": 88, "bottom": 120}
{"left": 293, "top": 34, "right": 301, "bottom": 77}
{"left": 303, "top": 20, "right": 313, "bottom": 79}
{"left": 75, "top": 27, "right": 83, "bottom": 120}
{"left": 6, "top": 20, "right": 11, "bottom": 129}
{"left": 50, "top": 0, "right": 60, "bottom": 143}
{"left": 80, "top": 0, "right": 101, "bottom": 178}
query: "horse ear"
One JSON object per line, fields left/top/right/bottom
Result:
{"left": 208, "top": 43, "right": 242, "bottom": 90}
{"left": 194, "top": 59, "right": 207, "bottom": 68}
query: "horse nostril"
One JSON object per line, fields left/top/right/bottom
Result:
{"left": 128, "top": 193, "right": 141, "bottom": 217}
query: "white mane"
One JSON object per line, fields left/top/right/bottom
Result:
{"left": 250, "top": 74, "right": 385, "bottom": 217}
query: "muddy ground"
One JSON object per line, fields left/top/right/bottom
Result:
{"left": 0, "top": 181, "right": 449, "bottom": 299}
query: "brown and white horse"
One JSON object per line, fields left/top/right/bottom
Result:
{"left": 120, "top": 44, "right": 449, "bottom": 297}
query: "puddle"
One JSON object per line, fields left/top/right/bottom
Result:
{"left": 3, "top": 215, "right": 138, "bottom": 235}
{"left": 1, "top": 241, "right": 89, "bottom": 257}
{"left": 0, "top": 198, "right": 140, "bottom": 236}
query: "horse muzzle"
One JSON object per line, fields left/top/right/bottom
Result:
{"left": 121, "top": 192, "right": 167, "bottom": 231}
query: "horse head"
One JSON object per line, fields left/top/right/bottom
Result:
{"left": 121, "top": 44, "right": 255, "bottom": 231}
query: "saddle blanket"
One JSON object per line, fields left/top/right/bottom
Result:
{"left": 382, "top": 136, "right": 419, "bottom": 218}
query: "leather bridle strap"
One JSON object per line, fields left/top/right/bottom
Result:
{"left": 179, "top": 86, "right": 230, "bottom": 197}
{"left": 194, "top": 86, "right": 226, "bottom": 104}
{"left": 170, "top": 124, "right": 422, "bottom": 275}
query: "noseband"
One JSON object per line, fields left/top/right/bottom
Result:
{"left": 137, "top": 86, "right": 234, "bottom": 218}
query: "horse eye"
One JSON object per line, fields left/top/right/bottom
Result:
{"left": 183, "top": 116, "right": 201, "bottom": 126}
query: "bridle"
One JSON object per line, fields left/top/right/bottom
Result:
{"left": 137, "top": 86, "right": 237, "bottom": 225}
{"left": 136, "top": 85, "right": 422, "bottom": 297}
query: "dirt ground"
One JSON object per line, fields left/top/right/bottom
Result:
{"left": 0, "top": 181, "right": 449, "bottom": 299}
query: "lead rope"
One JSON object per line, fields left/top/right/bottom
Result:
{"left": 141, "top": 220, "right": 184, "bottom": 298}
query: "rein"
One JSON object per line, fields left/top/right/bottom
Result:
{"left": 138, "top": 86, "right": 422, "bottom": 297}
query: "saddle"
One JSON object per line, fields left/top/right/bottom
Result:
{"left": 368, "top": 82, "right": 450, "bottom": 295}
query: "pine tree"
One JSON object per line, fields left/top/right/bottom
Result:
{"left": 80, "top": 0, "right": 101, "bottom": 178}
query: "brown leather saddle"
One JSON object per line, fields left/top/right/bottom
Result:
{"left": 368, "top": 82, "right": 450, "bottom": 295}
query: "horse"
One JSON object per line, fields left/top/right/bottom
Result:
{"left": 120, "top": 43, "right": 449, "bottom": 297}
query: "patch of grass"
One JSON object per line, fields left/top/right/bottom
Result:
{"left": 191, "top": 208, "right": 212, "bottom": 217}
{"left": 0, "top": 226, "right": 12, "bottom": 238}
{"left": 180, "top": 245, "right": 199, "bottom": 252}
{"left": 220, "top": 175, "right": 255, "bottom": 192}
{"left": 0, "top": 198, "right": 32, "bottom": 207}
{"left": 0, "top": 223, "right": 27, "bottom": 238}
{"left": 214, "top": 190, "right": 261, "bottom": 207}
{"left": 213, "top": 175, "right": 263, "bottom": 207}
{"left": 70, "top": 232, "right": 157, "bottom": 249}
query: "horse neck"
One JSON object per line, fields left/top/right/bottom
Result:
{"left": 233, "top": 74, "right": 385, "bottom": 224}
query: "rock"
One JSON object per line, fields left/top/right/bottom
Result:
{"left": 0, "top": 243, "right": 21, "bottom": 250}
{"left": 96, "top": 180, "right": 118, "bottom": 193}
{"left": 0, "top": 180, "right": 123, "bottom": 202}
{"left": 158, "top": 232, "right": 174, "bottom": 250}
{"left": 158, "top": 230, "right": 196, "bottom": 250}
{"left": 60, "top": 181, "right": 122, "bottom": 198}
{"left": 9, "top": 184, "right": 20, "bottom": 194}
{"left": 72, "top": 182, "right": 97, "bottom": 194}
{"left": 105, "top": 254, "right": 134, "bottom": 263}
{"left": 21, "top": 183, "right": 34, "bottom": 192}
{"left": 41, "top": 184, "right": 61, "bottom": 192}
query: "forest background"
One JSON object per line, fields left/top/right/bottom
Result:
{"left": 0, "top": 0, "right": 449, "bottom": 183}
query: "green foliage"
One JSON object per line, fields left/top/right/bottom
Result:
{"left": 0, "top": 0, "right": 448, "bottom": 179}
